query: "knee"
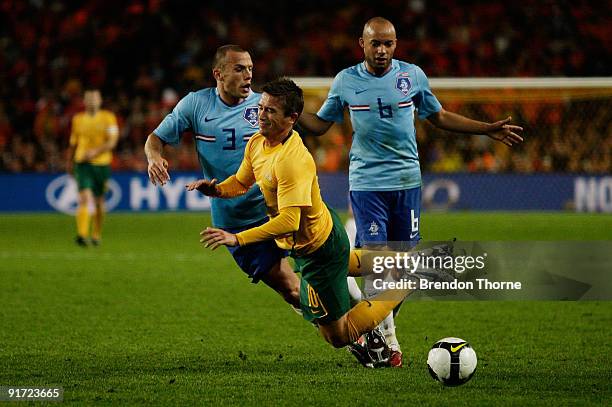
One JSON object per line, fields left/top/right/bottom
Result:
{"left": 78, "top": 194, "right": 90, "bottom": 207}
{"left": 282, "top": 286, "right": 300, "bottom": 309}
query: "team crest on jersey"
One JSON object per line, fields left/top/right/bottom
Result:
{"left": 369, "top": 221, "right": 379, "bottom": 236}
{"left": 243, "top": 106, "right": 259, "bottom": 127}
{"left": 396, "top": 73, "right": 412, "bottom": 96}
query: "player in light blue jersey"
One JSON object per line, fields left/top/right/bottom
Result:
{"left": 145, "top": 45, "right": 300, "bottom": 308}
{"left": 298, "top": 17, "right": 523, "bottom": 367}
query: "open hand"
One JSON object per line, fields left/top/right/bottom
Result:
{"left": 147, "top": 156, "right": 170, "bottom": 185}
{"left": 200, "top": 227, "right": 238, "bottom": 250}
{"left": 486, "top": 117, "right": 524, "bottom": 146}
{"left": 186, "top": 179, "right": 220, "bottom": 196}
{"left": 82, "top": 149, "right": 100, "bottom": 162}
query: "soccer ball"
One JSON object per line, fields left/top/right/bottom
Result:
{"left": 427, "top": 337, "right": 477, "bottom": 386}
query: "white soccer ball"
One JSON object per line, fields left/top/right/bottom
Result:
{"left": 427, "top": 337, "right": 477, "bottom": 386}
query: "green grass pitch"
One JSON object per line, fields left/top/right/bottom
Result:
{"left": 1, "top": 212, "right": 611, "bottom": 405}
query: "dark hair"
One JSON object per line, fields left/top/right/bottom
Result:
{"left": 212, "top": 44, "right": 248, "bottom": 69}
{"left": 262, "top": 77, "right": 304, "bottom": 117}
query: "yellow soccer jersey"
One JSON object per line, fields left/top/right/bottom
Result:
{"left": 236, "top": 131, "right": 333, "bottom": 255}
{"left": 70, "top": 110, "right": 119, "bottom": 165}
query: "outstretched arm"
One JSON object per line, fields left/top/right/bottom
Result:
{"left": 200, "top": 206, "right": 301, "bottom": 249}
{"left": 186, "top": 132, "right": 257, "bottom": 197}
{"left": 427, "top": 108, "right": 524, "bottom": 147}
{"left": 297, "top": 112, "right": 334, "bottom": 136}
{"left": 144, "top": 133, "right": 170, "bottom": 185}
{"left": 185, "top": 174, "right": 253, "bottom": 198}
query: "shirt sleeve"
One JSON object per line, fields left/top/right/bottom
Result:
{"left": 234, "top": 137, "right": 256, "bottom": 188}
{"left": 276, "top": 153, "right": 314, "bottom": 210}
{"left": 107, "top": 113, "right": 119, "bottom": 137}
{"left": 216, "top": 175, "right": 249, "bottom": 198}
{"left": 152, "top": 92, "right": 195, "bottom": 145}
{"left": 412, "top": 66, "right": 442, "bottom": 120}
{"left": 235, "top": 206, "right": 301, "bottom": 246}
{"left": 316, "top": 72, "right": 345, "bottom": 123}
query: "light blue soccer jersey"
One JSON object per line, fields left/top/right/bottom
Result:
{"left": 154, "top": 88, "right": 266, "bottom": 228}
{"left": 317, "top": 60, "right": 442, "bottom": 191}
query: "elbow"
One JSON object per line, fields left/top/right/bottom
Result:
{"left": 428, "top": 108, "right": 450, "bottom": 129}
{"left": 313, "top": 122, "right": 332, "bottom": 137}
{"left": 298, "top": 115, "right": 331, "bottom": 137}
{"left": 286, "top": 216, "right": 300, "bottom": 233}
{"left": 145, "top": 133, "right": 154, "bottom": 145}
{"left": 145, "top": 133, "right": 162, "bottom": 146}
{"left": 144, "top": 135, "right": 152, "bottom": 151}
{"left": 286, "top": 210, "right": 301, "bottom": 233}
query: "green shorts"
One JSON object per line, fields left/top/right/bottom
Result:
{"left": 74, "top": 163, "right": 111, "bottom": 197}
{"left": 294, "top": 206, "right": 351, "bottom": 324}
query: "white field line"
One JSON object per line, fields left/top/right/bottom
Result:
{"left": 0, "top": 251, "right": 209, "bottom": 262}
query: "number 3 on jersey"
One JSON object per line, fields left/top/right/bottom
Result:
{"left": 222, "top": 128, "right": 236, "bottom": 150}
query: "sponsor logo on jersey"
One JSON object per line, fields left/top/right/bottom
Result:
{"left": 396, "top": 74, "right": 412, "bottom": 96}
{"left": 243, "top": 106, "right": 259, "bottom": 127}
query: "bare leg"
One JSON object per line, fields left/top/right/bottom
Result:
{"left": 260, "top": 257, "right": 300, "bottom": 308}
{"left": 318, "top": 316, "right": 350, "bottom": 348}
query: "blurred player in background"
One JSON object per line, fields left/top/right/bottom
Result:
{"left": 67, "top": 89, "right": 119, "bottom": 247}
{"left": 144, "top": 45, "right": 301, "bottom": 309}
{"left": 194, "top": 78, "right": 416, "bottom": 362}
{"left": 298, "top": 17, "right": 524, "bottom": 366}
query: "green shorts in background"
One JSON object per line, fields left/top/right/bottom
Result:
{"left": 74, "top": 163, "right": 111, "bottom": 197}
{"left": 294, "top": 206, "right": 351, "bottom": 324}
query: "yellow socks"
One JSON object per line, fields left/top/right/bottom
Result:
{"left": 348, "top": 249, "right": 363, "bottom": 276}
{"left": 76, "top": 206, "right": 90, "bottom": 238}
{"left": 348, "top": 248, "right": 399, "bottom": 277}
{"left": 92, "top": 209, "right": 103, "bottom": 241}
{"left": 345, "top": 288, "right": 411, "bottom": 343}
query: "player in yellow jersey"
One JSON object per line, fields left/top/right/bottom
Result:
{"left": 67, "top": 89, "right": 119, "bottom": 247}
{"left": 188, "top": 78, "right": 415, "bottom": 365}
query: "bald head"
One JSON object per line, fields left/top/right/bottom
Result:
{"left": 360, "top": 17, "right": 397, "bottom": 76}
{"left": 362, "top": 17, "right": 396, "bottom": 39}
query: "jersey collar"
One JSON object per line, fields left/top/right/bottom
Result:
{"left": 281, "top": 130, "right": 294, "bottom": 144}
{"left": 215, "top": 88, "right": 252, "bottom": 108}
{"left": 361, "top": 59, "right": 397, "bottom": 78}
